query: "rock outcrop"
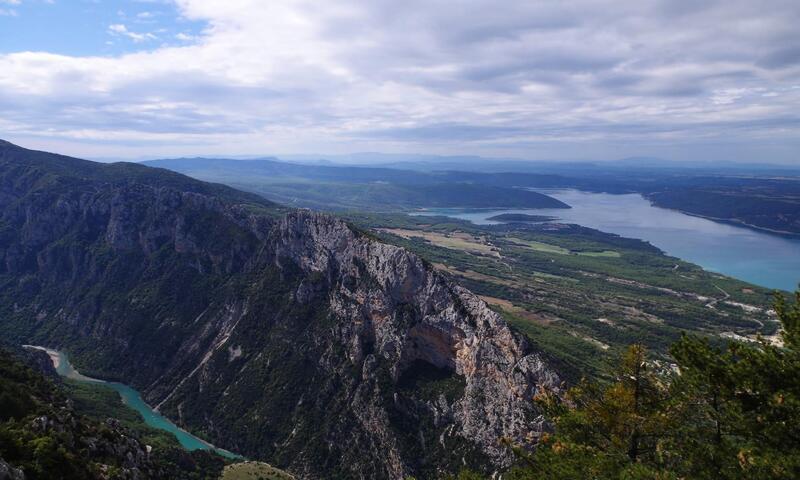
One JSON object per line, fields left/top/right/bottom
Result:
{"left": 0, "top": 459, "right": 25, "bottom": 480}
{"left": 0, "top": 141, "right": 559, "bottom": 479}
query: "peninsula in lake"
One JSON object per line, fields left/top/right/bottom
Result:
{"left": 486, "top": 213, "right": 559, "bottom": 223}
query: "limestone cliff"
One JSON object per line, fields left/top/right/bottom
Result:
{"left": 0, "top": 140, "right": 559, "bottom": 479}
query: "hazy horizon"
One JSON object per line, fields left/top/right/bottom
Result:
{"left": 91, "top": 152, "right": 800, "bottom": 169}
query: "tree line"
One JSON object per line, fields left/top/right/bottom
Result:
{"left": 444, "top": 290, "right": 800, "bottom": 480}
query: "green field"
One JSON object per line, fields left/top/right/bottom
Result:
{"left": 221, "top": 461, "right": 294, "bottom": 480}
{"left": 508, "top": 237, "right": 571, "bottom": 254}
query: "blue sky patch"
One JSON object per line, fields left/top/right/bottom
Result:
{"left": 0, "top": 0, "right": 206, "bottom": 56}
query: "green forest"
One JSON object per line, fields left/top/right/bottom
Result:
{"left": 444, "top": 290, "right": 800, "bottom": 479}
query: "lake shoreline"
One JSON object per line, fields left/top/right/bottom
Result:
{"left": 645, "top": 203, "right": 800, "bottom": 240}
{"left": 416, "top": 189, "right": 800, "bottom": 291}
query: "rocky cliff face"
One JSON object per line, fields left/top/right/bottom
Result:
{"left": 0, "top": 141, "right": 559, "bottom": 479}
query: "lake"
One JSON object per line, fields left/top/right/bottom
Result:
{"left": 25, "top": 346, "right": 241, "bottom": 459}
{"left": 415, "top": 189, "right": 800, "bottom": 292}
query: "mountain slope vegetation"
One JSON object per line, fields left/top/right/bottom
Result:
{"left": 0, "top": 141, "right": 558, "bottom": 479}
{"left": 504, "top": 290, "right": 800, "bottom": 480}
{"left": 0, "top": 346, "right": 227, "bottom": 479}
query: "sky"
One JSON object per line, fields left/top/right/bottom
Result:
{"left": 0, "top": 0, "right": 798, "bottom": 163}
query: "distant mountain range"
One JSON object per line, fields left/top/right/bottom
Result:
{"left": 170, "top": 152, "right": 800, "bottom": 175}
{"left": 142, "top": 157, "right": 572, "bottom": 211}
{"left": 143, "top": 154, "right": 800, "bottom": 236}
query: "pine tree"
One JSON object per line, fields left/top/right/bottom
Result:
{"left": 507, "top": 289, "right": 800, "bottom": 480}
{"left": 507, "top": 345, "right": 674, "bottom": 479}
{"left": 667, "top": 290, "right": 800, "bottom": 479}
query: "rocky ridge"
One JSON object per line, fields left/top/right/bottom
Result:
{"left": 0, "top": 141, "right": 559, "bottom": 479}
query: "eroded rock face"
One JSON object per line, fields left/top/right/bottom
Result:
{"left": 267, "top": 212, "right": 560, "bottom": 466}
{"left": 0, "top": 142, "right": 560, "bottom": 479}
{"left": 0, "top": 458, "right": 25, "bottom": 480}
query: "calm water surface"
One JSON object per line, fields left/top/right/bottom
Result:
{"left": 416, "top": 189, "right": 800, "bottom": 291}
{"left": 28, "top": 346, "right": 240, "bottom": 459}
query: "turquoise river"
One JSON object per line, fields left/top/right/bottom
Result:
{"left": 24, "top": 345, "right": 240, "bottom": 459}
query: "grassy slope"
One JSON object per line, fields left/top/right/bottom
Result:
{"left": 221, "top": 462, "right": 294, "bottom": 480}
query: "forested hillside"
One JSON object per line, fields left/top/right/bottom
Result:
{"left": 0, "top": 346, "right": 226, "bottom": 479}
{"left": 0, "top": 140, "right": 558, "bottom": 479}
{"left": 501, "top": 290, "right": 800, "bottom": 479}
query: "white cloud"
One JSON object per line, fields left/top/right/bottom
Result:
{"left": 108, "top": 23, "right": 157, "bottom": 43}
{"left": 0, "top": 0, "right": 798, "bottom": 161}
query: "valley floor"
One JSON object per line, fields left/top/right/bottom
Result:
{"left": 348, "top": 212, "right": 778, "bottom": 381}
